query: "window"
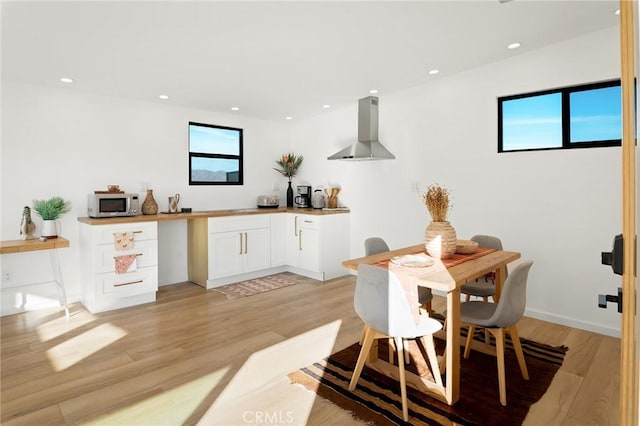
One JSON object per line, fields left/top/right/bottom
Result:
{"left": 189, "top": 122, "right": 243, "bottom": 185}
{"left": 498, "top": 80, "right": 622, "bottom": 152}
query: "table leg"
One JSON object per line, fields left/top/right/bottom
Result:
{"left": 494, "top": 265, "right": 507, "bottom": 303}
{"left": 445, "top": 288, "right": 460, "bottom": 404}
{"left": 49, "top": 249, "right": 69, "bottom": 318}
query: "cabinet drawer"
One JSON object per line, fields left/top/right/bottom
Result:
{"left": 94, "top": 239, "right": 158, "bottom": 274}
{"left": 100, "top": 267, "right": 158, "bottom": 298}
{"left": 209, "top": 215, "right": 269, "bottom": 233}
{"left": 92, "top": 221, "right": 158, "bottom": 245}
{"left": 296, "top": 215, "right": 320, "bottom": 230}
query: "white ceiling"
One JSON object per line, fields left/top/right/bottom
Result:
{"left": 1, "top": 1, "right": 619, "bottom": 122}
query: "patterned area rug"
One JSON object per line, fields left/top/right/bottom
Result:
{"left": 289, "top": 325, "right": 568, "bottom": 425}
{"left": 212, "top": 273, "right": 307, "bottom": 300}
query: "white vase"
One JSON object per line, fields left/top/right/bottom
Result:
{"left": 41, "top": 220, "right": 60, "bottom": 239}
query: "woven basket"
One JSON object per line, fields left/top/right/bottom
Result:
{"left": 456, "top": 239, "right": 479, "bottom": 254}
{"left": 424, "top": 221, "right": 457, "bottom": 259}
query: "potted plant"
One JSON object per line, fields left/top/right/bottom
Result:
{"left": 274, "top": 153, "right": 304, "bottom": 207}
{"left": 32, "top": 196, "right": 71, "bottom": 239}
{"left": 421, "top": 184, "right": 457, "bottom": 258}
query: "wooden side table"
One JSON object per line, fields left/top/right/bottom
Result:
{"left": 0, "top": 237, "right": 70, "bottom": 318}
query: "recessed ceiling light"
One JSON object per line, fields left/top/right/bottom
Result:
{"left": 285, "top": 116, "right": 293, "bottom": 120}
{"left": 508, "top": 42, "right": 521, "bottom": 49}
{"left": 158, "top": 95, "right": 170, "bottom": 100}
{"left": 322, "top": 104, "right": 331, "bottom": 109}
{"left": 428, "top": 69, "right": 440, "bottom": 75}
{"left": 60, "top": 77, "right": 74, "bottom": 83}
{"left": 231, "top": 106, "right": 240, "bottom": 111}
{"left": 615, "top": 8, "right": 620, "bottom": 15}
{"left": 369, "top": 89, "right": 379, "bottom": 94}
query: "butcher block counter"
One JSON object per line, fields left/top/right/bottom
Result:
{"left": 77, "top": 207, "right": 349, "bottom": 225}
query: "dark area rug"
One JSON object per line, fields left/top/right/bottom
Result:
{"left": 289, "top": 328, "right": 568, "bottom": 425}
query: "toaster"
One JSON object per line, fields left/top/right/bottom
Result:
{"left": 256, "top": 194, "right": 279, "bottom": 208}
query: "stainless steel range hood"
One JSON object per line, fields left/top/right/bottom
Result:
{"left": 327, "top": 96, "right": 396, "bottom": 161}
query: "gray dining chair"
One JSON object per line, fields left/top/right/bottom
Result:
{"left": 349, "top": 264, "right": 443, "bottom": 422}
{"left": 460, "top": 235, "right": 506, "bottom": 302}
{"left": 364, "top": 237, "right": 433, "bottom": 314}
{"left": 460, "top": 260, "right": 533, "bottom": 406}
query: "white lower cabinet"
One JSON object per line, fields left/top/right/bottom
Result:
{"left": 205, "top": 215, "right": 271, "bottom": 286}
{"left": 79, "top": 221, "right": 158, "bottom": 313}
{"left": 285, "top": 212, "right": 349, "bottom": 281}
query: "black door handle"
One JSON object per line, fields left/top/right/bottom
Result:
{"left": 598, "top": 287, "right": 623, "bottom": 313}
{"left": 601, "top": 234, "right": 623, "bottom": 275}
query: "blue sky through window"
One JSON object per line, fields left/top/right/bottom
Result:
{"left": 502, "top": 93, "right": 562, "bottom": 150}
{"left": 570, "top": 86, "right": 621, "bottom": 142}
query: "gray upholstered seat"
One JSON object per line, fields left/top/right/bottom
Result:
{"left": 349, "top": 264, "right": 442, "bottom": 421}
{"left": 460, "top": 235, "right": 506, "bottom": 301}
{"left": 460, "top": 260, "right": 533, "bottom": 406}
{"left": 364, "top": 237, "right": 433, "bottom": 310}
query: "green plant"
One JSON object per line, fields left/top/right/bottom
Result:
{"left": 274, "top": 153, "right": 304, "bottom": 182}
{"left": 32, "top": 196, "right": 71, "bottom": 220}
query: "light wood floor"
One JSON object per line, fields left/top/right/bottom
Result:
{"left": 1, "top": 275, "right": 620, "bottom": 425}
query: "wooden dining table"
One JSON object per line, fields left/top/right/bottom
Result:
{"left": 342, "top": 244, "right": 521, "bottom": 405}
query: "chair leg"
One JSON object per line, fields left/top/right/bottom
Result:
{"left": 349, "top": 326, "right": 375, "bottom": 391}
{"left": 422, "top": 335, "right": 443, "bottom": 387}
{"left": 464, "top": 325, "right": 475, "bottom": 359}
{"left": 395, "top": 337, "right": 409, "bottom": 422}
{"left": 359, "top": 325, "right": 366, "bottom": 345}
{"left": 508, "top": 326, "right": 529, "bottom": 380}
{"left": 465, "top": 293, "right": 471, "bottom": 302}
{"left": 492, "top": 328, "right": 507, "bottom": 406}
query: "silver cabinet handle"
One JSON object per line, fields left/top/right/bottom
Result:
{"left": 294, "top": 216, "right": 299, "bottom": 237}
{"left": 239, "top": 233, "right": 243, "bottom": 254}
{"left": 244, "top": 232, "right": 248, "bottom": 254}
{"left": 299, "top": 230, "right": 303, "bottom": 251}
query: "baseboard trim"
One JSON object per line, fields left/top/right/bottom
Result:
{"left": 524, "top": 307, "right": 620, "bottom": 338}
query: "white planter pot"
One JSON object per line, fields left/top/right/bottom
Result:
{"left": 41, "top": 220, "right": 60, "bottom": 239}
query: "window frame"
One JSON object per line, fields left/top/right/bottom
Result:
{"left": 188, "top": 121, "right": 244, "bottom": 186}
{"left": 498, "top": 79, "right": 622, "bottom": 153}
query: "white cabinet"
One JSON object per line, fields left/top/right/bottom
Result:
{"left": 206, "top": 215, "right": 271, "bottom": 284}
{"left": 285, "top": 212, "right": 349, "bottom": 281}
{"left": 79, "top": 221, "right": 158, "bottom": 313}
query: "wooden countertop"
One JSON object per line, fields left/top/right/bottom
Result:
{"left": 77, "top": 207, "right": 349, "bottom": 225}
{"left": 0, "top": 237, "right": 70, "bottom": 254}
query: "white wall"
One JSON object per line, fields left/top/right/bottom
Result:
{"left": 0, "top": 83, "right": 292, "bottom": 313}
{"left": 1, "top": 26, "right": 624, "bottom": 336}
{"left": 292, "top": 26, "right": 623, "bottom": 337}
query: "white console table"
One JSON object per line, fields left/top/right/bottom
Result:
{"left": 0, "top": 237, "right": 70, "bottom": 318}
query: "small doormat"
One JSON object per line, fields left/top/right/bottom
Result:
{"left": 289, "top": 333, "right": 568, "bottom": 425}
{"left": 212, "top": 273, "right": 307, "bottom": 300}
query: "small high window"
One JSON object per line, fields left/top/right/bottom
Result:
{"left": 498, "top": 80, "right": 622, "bottom": 152}
{"left": 189, "top": 122, "right": 243, "bottom": 185}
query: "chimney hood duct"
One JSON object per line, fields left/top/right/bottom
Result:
{"left": 327, "top": 96, "right": 396, "bottom": 161}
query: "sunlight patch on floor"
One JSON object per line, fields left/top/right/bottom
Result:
{"left": 37, "top": 309, "right": 96, "bottom": 341}
{"left": 87, "top": 367, "right": 231, "bottom": 426}
{"left": 46, "top": 323, "right": 127, "bottom": 371}
{"left": 198, "top": 319, "right": 343, "bottom": 425}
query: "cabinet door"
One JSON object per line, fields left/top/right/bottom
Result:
{"left": 285, "top": 214, "right": 301, "bottom": 267}
{"left": 209, "top": 231, "right": 243, "bottom": 279}
{"left": 243, "top": 228, "right": 271, "bottom": 273}
{"left": 298, "top": 227, "right": 321, "bottom": 272}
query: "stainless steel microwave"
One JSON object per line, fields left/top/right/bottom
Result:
{"left": 87, "top": 193, "right": 140, "bottom": 218}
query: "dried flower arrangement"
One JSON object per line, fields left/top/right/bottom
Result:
{"left": 421, "top": 184, "right": 452, "bottom": 222}
{"left": 274, "top": 153, "right": 304, "bottom": 182}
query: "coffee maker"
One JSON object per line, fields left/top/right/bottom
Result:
{"left": 295, "top": 185, "right": 311, "bottom": 208}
